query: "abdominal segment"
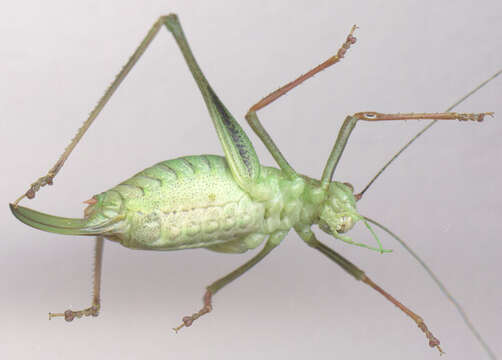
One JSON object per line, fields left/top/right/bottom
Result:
{"left": 119, "top": 196, "right": 266, "bottom": 250}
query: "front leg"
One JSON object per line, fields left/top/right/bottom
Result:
{"left": 296, "top": 227, "right": 443, "bottom": 354}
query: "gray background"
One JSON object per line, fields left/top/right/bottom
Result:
{"left": 1, "top": 1, "right": 500, "bottom": 359}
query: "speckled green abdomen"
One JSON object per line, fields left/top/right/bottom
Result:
{"left": 87, "top": 155, "right": 267, "bottom": 251}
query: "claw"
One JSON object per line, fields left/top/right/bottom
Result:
{"left": 173, "top": 290, "right": 213, "bottom": 332}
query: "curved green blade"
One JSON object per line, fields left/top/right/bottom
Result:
{"left": 10, "top": 203, "right": 102, "bottom": 236}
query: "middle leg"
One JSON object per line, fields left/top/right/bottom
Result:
{"left": 245, "top": 25, "right": 358, "bottom": 178}
{"left": 173, "top": 231, "right": 287, "bottom": 332}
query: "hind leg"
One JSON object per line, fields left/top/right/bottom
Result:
{"left": 49, "top": 236, "right": 104, "bottom": 321}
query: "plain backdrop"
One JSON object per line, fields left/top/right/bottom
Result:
{"left": 1, "top": 1, "right": 500, "bottom": 360}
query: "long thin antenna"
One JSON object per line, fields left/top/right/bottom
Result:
{"left": 357, "top": 69, "right": 501, "bottom": 198}
{"left": 364, "top": 216, "right": 497, "bottom": 360}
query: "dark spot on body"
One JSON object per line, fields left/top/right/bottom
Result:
{"left": 208, "top": 87, "right": 253, "bottom": 176}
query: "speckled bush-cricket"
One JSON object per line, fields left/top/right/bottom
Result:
{"left": 10, "top": 14, "right": 499, "bottom": 358}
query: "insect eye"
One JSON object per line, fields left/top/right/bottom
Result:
{"left": 343, "top": 182, "right": 354, "bottom": 192}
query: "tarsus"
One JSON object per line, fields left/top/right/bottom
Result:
{"left": 357, "top": 69, "right": 501, "bottom": 199}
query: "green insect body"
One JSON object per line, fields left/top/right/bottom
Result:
{"left": 14, "top": 154, "right": 357, "bottom": 253}
{"left": 10, "top": 14, "right": 498, "bottom": 357}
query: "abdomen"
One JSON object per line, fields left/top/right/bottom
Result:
{"left": 89, "top": 155, "right": 266, "bottom": 250}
